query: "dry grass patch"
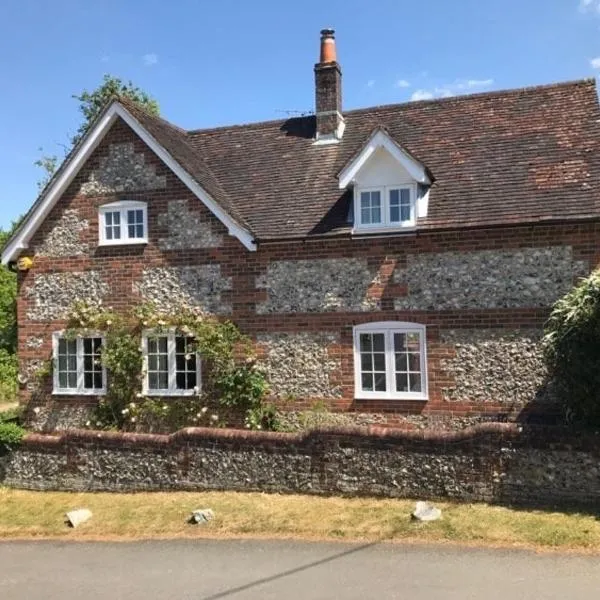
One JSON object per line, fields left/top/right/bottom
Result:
{"left": 0, "top": 488, "right": 599, "bottom": 551}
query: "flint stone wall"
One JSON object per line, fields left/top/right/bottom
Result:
{"left": 440, "top": 329, "right": 547, "bottom": 405}
{"left": 26, "top": 271, "right": 108, "bottom": 321}
{"left": 135, "top": 266, "right": 232, "bottom": 315}
{"left": 80, "top": 142, "right": 166, "bottom": 195}
{"left": 2, "top": 425, "right": 599, "bottom": 508}
{"left": 33, "top": 209, "right": 89, "bottom": 258}
{"left": 394, "top": 246, "right": 587, "bottom": 310}
{"left": 257, "top": 258, "right": 380, "bottom": 314}
{"left": 157, "top": 200, "right": 223, "bottom": 250}
{"left": 258, "top": 333, "right": 342, "bottom": 399}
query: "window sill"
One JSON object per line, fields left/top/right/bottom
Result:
{"left": 143, "top": 390, "right": 198, "bottom": 397}
{"left": 354, "top": 393, "right": 428, "bottom": 401}
{"left": 52, "top": 389, "right": 106, "bottom": 396}
{"left": 98, "top": 239, "right": 148, "bottom": 247}
{"left": 352, "top": 226, "right": 417, "bottom": 236}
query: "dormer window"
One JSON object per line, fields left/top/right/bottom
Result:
{"left": 99, "top": 201, "right": 148, "bottom": 246}
{"left": 356, "top": 185, "right": 416, "bottom": 230}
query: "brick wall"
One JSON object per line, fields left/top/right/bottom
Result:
{"left": 1, "top": 425, "right": 599, "bottom": 508}
{"left": 16, "top": 117, "right": 600, "bottom": 425}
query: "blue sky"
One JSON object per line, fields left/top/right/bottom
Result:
{"left": 1, "top": 0, "right": 600, "bottom": 229}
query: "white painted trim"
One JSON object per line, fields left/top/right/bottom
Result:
{"left": 353, "top": 184, "right": 417, "bottom": 232}
{"left": 52, "top": 331, "right": 107, "bottom": 396}
{"left": 2, "top": 102, "right": 256, "bottom": 265}
{"left": 338, "top": 130, "right": 431, "bottom": 190}
{"left": 98, "top": 200, "right": 149, "bottom": 246}
{"left": 353, "top": 321, "right": 428, "bottom": 401}
{"left": 141, "top": 329, "right": 201, "bottom": 396}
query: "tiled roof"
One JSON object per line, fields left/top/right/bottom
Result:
{"left": 178, "top": 79, "right": 600, "bottom": 240}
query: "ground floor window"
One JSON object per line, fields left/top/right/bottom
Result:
{"left": 52, "top": 333, "right": 106, "bottom": 395}
{"left": 142, "top": 331, "right": 200, "bottom": 395}
{"left": 353, "top": 322, "right": 427, "bottom": 400}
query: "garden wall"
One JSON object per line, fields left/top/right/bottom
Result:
{"left": 1, "top": 424, "right": 599, "bottom": 508}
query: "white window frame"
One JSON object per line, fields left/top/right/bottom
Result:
{"left": 142, "top": 329, "right": 201, "bottom": 396}
{"left": 353, "top": 321, "right": 428, "bottom": 401}
{"left": 354, "top": 184, "right": 417, "bottom": 232}
{"left": 52, "top": 332, "right": 107, "bottom": 395}
{"left": 98, "top": 200, "right": 148, "bottom": 246}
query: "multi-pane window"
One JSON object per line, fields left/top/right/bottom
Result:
{"left": 99, "top": 201, "right": 147, "bottom": 245}
{"left": 353, "top": 322, "right": 427, "bottom": 400}
{"left": 53, "top": 334, "right": 106, "bottom": 394}
{"left": 143, "top": 332, "right": 200, "bottom": 395}
{"left": 104, "top": 211, "right": 121, "bottom": 241}
{"left": 389, "top": 188, "right": 412, "bottom": 224}
{"left": 360, "top": 190, "right": 382, "bottom": 225}
{"left": 355, "top": 186, "right": 415, "bottom": 229}
{"left": 127, "top": 209, "right": 145, "bottom": 239}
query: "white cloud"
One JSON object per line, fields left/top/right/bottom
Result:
{"left": 409, "top": 78, "right": 494, "bottom": 102}
{"left": 411, "top": 89, "right": 435, "bottom": 101}
{"left": 590, "top": 56, "right": 600, "bottom": 68}
{"left": 142, "top": 53, "right": 158, "bottom": 66}
{"left": 100, "top": 54, "right": 110, "bottom": 63}
{"left": 580, "top": 0, "right": 600, "bottom": 12}
{"left": 367, "top": 79, "right": 375, "bottom": 88}
{"left": 394, "top": 79, "right": 411, "bottom": 88}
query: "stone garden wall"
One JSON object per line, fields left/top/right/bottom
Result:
{"left": 2, "top": 424, "right": 599, "bottom": 508}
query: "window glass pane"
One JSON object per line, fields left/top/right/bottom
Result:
{"left": 94, "top": 372, "right": 103, "bottom": 389}
{"left": 359, "top": 334, "right": 372, "bottom": 352}
{"left": 136, "top": 225, "right": 144, "bottom": 238}
{"left": 410, "top": 373, "right": 422, "bottom": 392}
{"left": 148, "top": 355, "right": 157, "bottom": 371}
{"left": 361, "top": 373, "right": 374, "bottom": 392}
{"left": 68, "top": 355, "right": 77, "bottom": 371}
{"left": 390, "top": 205, "right": 400, "bottom": 222}
{"left": 83, "top": 339, "right": 92, "bottom": 354}
{"left": 105, "top": 213, "right": 112, "bottom": 226}
{"left": 84, "top": 373, "right": 93, "bottom": 389}
{"left": 158, "top": 355, "right": 168, "bottom": 371}
{"left": 147, "top": 338, "right": 157, "bottom": 353}
{"left": 186, "top": 371, "right": 197, "bottom": 389}
{"left": 113, "top": 226, "right": 121, "bottom": 239}
{"left": 372, "top": 334, "right": 385, "bottom": 352}
{"left": 136, "top": 209, "right": 143, "bottom": 223}
{"left": 396, "top": 373, "right": 409, "bottom": 392}
{"left": 360, "top": 353, "right": 372, "bottom": 371}
{"left": 59, "top": 372, "right": 67, "bottom": 388}
{"left": 374, "top": 373, "right": 387, "bottom": 391}
{"left": 113, "top": 212, "right": 120, "bottom": 225}
{"left": 406, "top": 332, "right": 420, "bottom": 350}
{"left": 128, "top": 225, "right": 136, "bottom": 238}
{"left": 158, "top": 337, "right": 168, "bottom": 353}
{"left": 373, "top": 353, "right": 386, "bottom": 372}
{"left": 148, "top": 372, "right": 158, "bottom": 390}
{"left": 361, "top": 207, "right": 371, "bottom": 225}
{"left": 106, "top": 228, "right": 113, "bottom": 240}
{"left": 176, "top": 372, "right": 186, "bottom": 389}
{"left": 158, "top": 373, "right": 168, "bottom": 389}
{"left": 175, "top": 337, "right": 185, "bottom": 353}
{"left": 395, "top": 353, "right": 408, "bottom": 372}
{"left": 84, "top": 355, "right": 93, "bottom": 372}
{"left": 408, "top": 353, "right": 421, "bottom": 372}
{"left": 360, "top": 191, "right": 382, "bottom": 225}
{"left": 394, "top": 333, "right": 406, "bottom": 351}
{"left": 68, "top": 372, "right": 77, "bottom": 388}
{"left": 58, "top": 356, "right": 67, "bottom": 371}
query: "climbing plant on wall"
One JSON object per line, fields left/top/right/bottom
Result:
{"left": 64, "top": 302, "right": 273, "bottom": 432}
{"left": 543, "top": 269, "right": 600, "bottom": 427}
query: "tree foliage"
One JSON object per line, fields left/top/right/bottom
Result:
{"left": 0, "top": 220, "right": 20, "bottom": 354}
{"left": 35, "top": 74, "right": 159, "bottom": 185}
{"left": 543, "top": 270, "right": 600, "bottom": 427}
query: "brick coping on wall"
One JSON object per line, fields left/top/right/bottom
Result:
{"left": 22, "top": 422, "right": 522, "bottom": 448}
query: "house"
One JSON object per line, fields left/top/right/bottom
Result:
{"left": 3, "top": 29, "right": 600, "bottom": 430}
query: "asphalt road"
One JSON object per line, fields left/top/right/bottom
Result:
{"left": 1, "top": 539, "right": 599, "bottom": 599}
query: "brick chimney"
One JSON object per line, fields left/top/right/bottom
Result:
{"left": 314, "top": 28, "right": 345, "bottom": 142}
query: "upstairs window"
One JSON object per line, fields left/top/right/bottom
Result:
{"left": 52, "top": 333, "right": 106, "bottom": 395}
{"left": 142, "top": 331, "right": 200, "bottom": 396}
{"left": 353, "top": 322, "right": 427, "bottom": 400}
{"left": 99, "top": 201, "right": 148, "bottom": 245}
{"left": 355, "top": 185, "right": 416, "bottom": 230}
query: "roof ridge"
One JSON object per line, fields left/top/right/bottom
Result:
{"left": 186, "top": 78, "right": 596, "bottom": 136}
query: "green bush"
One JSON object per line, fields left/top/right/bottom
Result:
{"left": 543, "top": 270, "right": 600, "bottom": 426}
{"left": 0, "top": 348, "right": 17, "bottom": 405}
{"left": 0, "top": 422, "right": 25, "bottom": 449}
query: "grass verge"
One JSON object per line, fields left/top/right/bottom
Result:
{"left": 0, "top": 488, "right": 599, "bottom": 551}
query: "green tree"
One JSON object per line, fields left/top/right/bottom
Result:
{"left": 0, "top": 220, "right": 20, "bottom": 353}
{"left": 35, "top": 74, "right": 159, "bottom": 185}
